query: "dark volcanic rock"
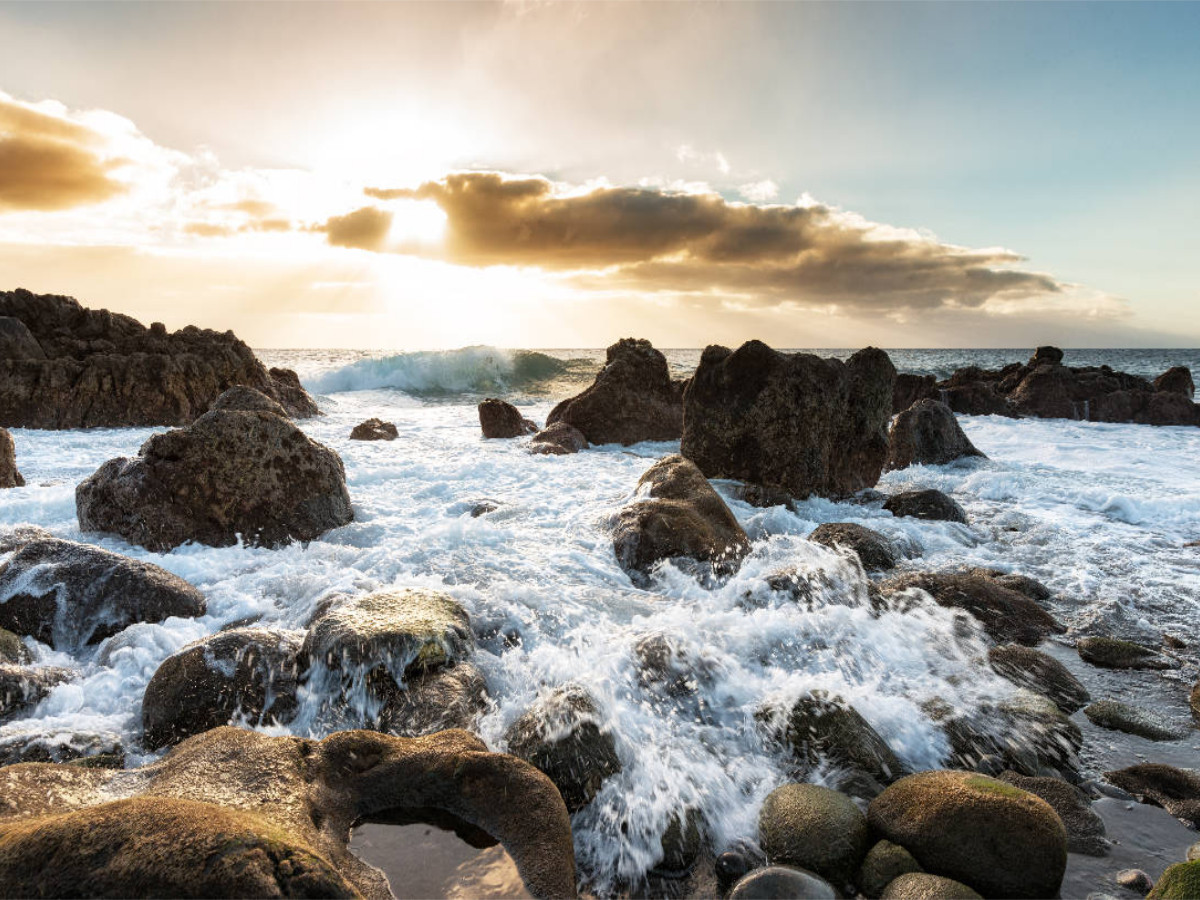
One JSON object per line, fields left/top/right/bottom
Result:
{"left": 529, "top": 422, "right": 589, "bottom": 455}
{"left": 612, "top": 455, "right": 750, "bottom": 585}
{"left": 883, "top": 489, "right": 968, "bottom": 524}
{"left": 759, "top": 782, "right": 869, "bottom": 887}
{"left": 1155, "top": 366, "right": 1195, "bottom": 398}
{"left": 808, "top": 522, "right": 897, "bottom": 572}
{"left": 1104, "top": 764, "right": 1200, "bottom": 828}
{"left": 349, "top": 417, "right": 399, "bottom": 441}
{"left": 1029, "top": 346, "right": 1065, "bottom": 367}
{"left": 546, "top": 338, "right": 683, "bottom": 445}
{"left": 988, "top": 644, "right": 1090, "bottom": 713}
{"left": 1077, "top": 636, "right": 1179, "bottom": 670}
{"left": 0, "top": 289, "right": 318, "bottom": 428}
{"left": 0, "top": 427, "right": 22, "bottom": 488}
{"left": 998, "top": 771, "right": 1106, "bottom": 856}
{"left": 76, "top": 400, "right": 352, "bottom": 551}
{"left": 209, "top": 385, "right": 287, "bottom": 416}
{"left": 681, "top": 342, "right": 896, "bottom": 498}
{"left": 893, "top": 373, "right": 937, "bottom": 415}
{"left": 885, "top": 400, "right": 985, "bottom": 471}
{"left": 0, "top": 537, "right": 206, "bottom": 648}
{"left": 479, "top": 398, "right": 537, "bottom": 439}
{"left": 381, "top": 662, "right": 489, "bottom": 738}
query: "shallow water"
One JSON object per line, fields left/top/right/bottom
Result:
{"left": 2, "top": 346, "right": 1198, "bottom": 893}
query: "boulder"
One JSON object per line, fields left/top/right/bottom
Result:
{"left": 612, "top": 455, "right": 750, "bottom": 585}
{"left": 0, "top": 726, "right": 578, "bottom": 899}
{"left": 883, "top": 489, "right": 968, "bottom": 524}
{"left": 681, "top": 342, "right": 896, "bottom": 498}
{"left": 728, "top": 866, "right": 838, "bottom": 899}
{"left": 987, "top": 644, "right": 1089, "bottom": 713}
{"left": 504, "top": 685, "right": 621, "bottom": 813}
{"left": 885, "top": 400, "right": 985, "bottom": 471}
{"left": 76, "top": 400, "right": 353, "bottom": 551}
{"left": 349, "top": 417, "right": 399, "bottom": 441}
{"left": 1084, "top": 700, "right": 1188, "bottom": 741}
{"left": 1077, "top": 636, "right": 1179, "bottom": 670}
{"left": 998, "top": 772, "right": 1106, "bottom": 856}
{"left": 808, "top": 522, "right": 897, "bottom": 572}
{"left": 859, "top": 840, "right": 924, "bottom": 899}
{"left": 479, "top": 399, "right": 537, "bottom": 439}
{"left": 967, "top": 569, "right": 1053, "bottom": 603}
{"left": 880, "top": 873, "right": 982, "bottom": 899}
{"left": 0, "top": 664, "right": 72, "bottom": 724}
{"left": 931, "top": 692, "right": 1081, "bottom": 778}
{"left": 1149, "top": 861, "right": 1200, "bottom": 899}
{"left": 0, "top": 628, "right": 31, "bottom": 665}
{"left": 1192, "top": 680, "right": 1199, "bottom": 725}
{"left": 653, "top": 809, "right": 704, "bottom": 876}
{"left": 1154, "top": 367, "right": 1194, "bottom": 398}
{"left": 381, "top": 662, "right": 489, "bottom": 737}
{"left": 633, "top": 632, "right": 712, "bottom": 697}
{"left": 209, "top": 385, "right": 287, "bottom": 416}
{"left": 892, "top": 373, "right": 937, "bottom": 416}
{"left": 759, "top": 782, "right": 869, "bottom": 887}
{"left": 529, "top": 422, "right": 589, "bottom": 455}
{"left": 880, "top": 572, "right": 1064, "bottom": 646}
{"left": 0, "top": 289, "right": 318, "bottom": 428}
{"left": 0, "top": 536, "right": 207, "bottom": 648}
{"left": 1029, "top": 346, "right": 1065, "bottom": 367}
{"left": 0, "top": 731, "right": 123, "bottom": 768}
{"left": 1104, "top": 764, "right": 1200, "bottom": 828}
{"left": 546, "top": 338, "right": 683, "bottom": 445}
{"left": 0, "top": 427, "right": 22, "bottom": 488}
{"left": 142, "top": 628, "right": 304, "bottom": 749}
{"left": 867, "top": 770, "right": 1068, "bottom": 899}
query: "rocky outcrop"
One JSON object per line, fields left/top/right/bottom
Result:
{"left": 529, "top": 422, "right": 589, "bottom": 455}
{"left": 892, "top": 374, "right": 937, "bottom": 416}
{"left": 759, "top": 783, "right": 869, "bottom": 888}
{"left": 0, "top": 289, "right": 318, "bottom": 428}
{"left": 987, "top": 644, "right": 1089, "bottom": 713}
{"left": 883, "top": 489, "right": 968, "bottom": 524}
{"left": 0, "top": 726, "right": 578, "bottom": 899}
{"left": 349, "top": 418, "right": 399, "bottom": 441}
{"left": 0, "top": 428, "right": 22, "bottom": 489}
{"left": 546, "top": 338, "right": 683, "bottom": 445}
{"left": 1155, "top": 367, "right": 1195, "bottom": 398}
{"left": 0, "top": 536, "right": 206, "bottom": 648}
{"left": 808, "top": 523, "right": 897, "bottom": 572}
{"left": 930, "top": 691, "right": 1081, "bottom": 778}
{"left": 76, "top": 391, "right": 352, "bottom": 550}
{"left": 612, "top": 455, "right": 750, "bottom": 585}
{"left": 885, "top": 400, "right": 985, "bottom": 471}
{"left": 209, "top": 385, "right": 288, "bottom": 416}
{"left": 0, "top": 628, "right": 30, "bottom": 665}
{"left": 479, "top": 399, "right": 537, "bottom": 439}
{"left": 1104, "top": 764, "right": 1200, "bottom": 828}
{"left": 681, "top": 342, "right": 896, "bottom": 498}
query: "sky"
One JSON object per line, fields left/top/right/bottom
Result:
{"left": 0, "top": 1, "right": 1197, "bottom": 349}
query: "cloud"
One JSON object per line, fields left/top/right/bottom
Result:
{"left": 738, "top": 179, "right": 778, "bottom": 202}
{"left": 323, "top": 206, "right": 393, "bottom": 251}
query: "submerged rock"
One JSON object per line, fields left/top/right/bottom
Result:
{"left": 728, "top": 866, "right": 839, "bottom": 899}
{"left": 880, "top": 873, "right": 982, "bottom": 899}
{"left": 350, "top": 417, "right": 399, "bottom": 441}
{"left": 479, "top": 399, "right": 537, "bottom": 439}
{"left": 0, "top": 730, "right": 123, "bottom": 768}
{"left": 885, "top": 400, "right": 986, "bottom": 471}
{"left": 529, "top": 422, "right": 589, "bottom": 455}
{"left": 759, "top": 782, "right": 869, "bottom": 887}
{"left": 1077, "top": 636, "right": 1180, "bottom": 670}
{"left": 883, "top": 489, "right": 969, "bottom": 525}
{"left": 988, "top": 644, "right": 1090, "bottom": 713}
{"left": 998, "top": 771, "right": 1107, "bottom": 856}
{"left": 381, "top": 661, "right": 489, "bottom": 737}
{"left": 0, "top": 427, "right": 22, "bottom": 488}
{"left": 76, "top": 393, "right": 352, "bottom": 551}
{"left": 681, "top": 341, "right": 896, "bottom": 498}
{"left": 859, "top": 840, "right": 924, "bottom": 899}
{"left": 0, "top": 537, "right": 207, "bottom": 648}
{"left": 1104, "top": 764, "right": 1200, "bottom": 828}
{"left": 1084, "top": 700, "right": 1188, "bottom": 741}
{"left": 808, "top": 522, "right": 897, "bottom": 572}
{"left": 0, "top": 664, "right": 72, "bottom": 724}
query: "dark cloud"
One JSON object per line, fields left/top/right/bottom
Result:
{"left": 323, "top": 206, "right": 393, "bottom": 251}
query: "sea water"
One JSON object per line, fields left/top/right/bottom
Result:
{"left": 2, "top": 347, "right": 1199, "bottom": 891}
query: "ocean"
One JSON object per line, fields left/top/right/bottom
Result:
{"left": 3, "top": 346, "right": 1199, "bottom": 895}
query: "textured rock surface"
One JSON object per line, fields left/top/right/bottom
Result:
{"left": 728, "top": 866, "right": 838, "bottom": 899}
{"left": 880, "top": 873, "right": 982, "bottom": 899}
{"left": 1104, "top": 764, "right": 1200, "bottom": 827}
{"left": 529, "top": 422, "right": 589, "bottom": 455}
{"left": 759, "top": 782, "right": 869, "bottom": 887}
{"left": 0, "top": 428, "right": 22, "bottom": 489}
{"left": 808, "top": 522, "right": 897, "bottom": 572}
{"left": 0, "top": 664, "right": 72, "bottom": 724}
{"left": 349, "top": 418, "right": 399, "bottom": 441}
{"left": 1084, "top": 700, "right": 1188, "bottom": 741}
{"left": 0, "top": 289, "right": 318, "bottom": 428}
{"left": 997, "top": 771, "right": 1106, "bottom": 856}
{"left": 681, "top": 341, "right": 895, "bottom": 498}
{"left": 987, "top": 644, "right": 1089, "bottom": 713}
{"left": 859, "top": 841, "right": 924, "bottom": 899}
{"left": 479, "top": 399, "right": 537, "bottom": 439}
{"left": 886, "top": 400, "right": 985, "bottom": 471}
{"left": 883, "top": 489, "right": 968, "bottom": 524}
{"left": 1077, "top": 636, "right": 1179, "bottom": 670}
{"left": 1148, "top": 861, "right": 1200, "bottom": 899}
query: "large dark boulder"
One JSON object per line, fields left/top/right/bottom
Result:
{"left": 209, "top": 385, "right": 287, "bottom": 416}
{"left": 759, "top": 783, "right": 869, "bottom": 888}
{"left": 1077, "top": 636, "right": 1179, "bottom": 670}
{"left": 76, "top": 394, "right": 352, "bottom": 551}
{"left": 479, "top": 399, "right": 537, "bottom": 439}
{"left": 349, "top": 418, "right": 398, "bottom": 441}
{"left": 0, "top": 428, "right": 22, "bottom": 489}
{"left": 892, "top": 373, "right": 937, "bottom": 415}
{"left": 612, "top": 455, "right": 750, "bottom": 585}
{"left": 546, "top": 338, "right": 683, "bottom": 444}
{"left": 997, "top": 772, "right": 1106, "bottom": 856}
{"left": 808, "top": 523, "right": 897, "bottom": 572}
{"left": 883, "top": 490, "right": 968, "bottom": 525}
{"left": 0, "top": 289, "right": 318, "bottom": 428}
{"left": 1104, "top": 764, "right": 1200, "bottom": 828}
{"left": 885, "top": 400, "right": 985, "bottom": 471}
{"left": 681, "top": 342, "right": 896, "bottom": 498}
{"left": 1083, "top": 700, "right": 1187, "bottom": 741}
{"left": 529, "top": 422, "right": 589, "bottom": 455}
{"left": 987, "top": 645, "right": 1089, "bottom": 713}
{"left": 0, "top": 536, "right": 206, "bottom": 648}
{"left": 1155, "top": 366, "right": 1195, "bottom": 398}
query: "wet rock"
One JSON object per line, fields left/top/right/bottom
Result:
{"left": 612, "top": 454, "right": 750, "bottom": 586}
{"left": 504, "top": 685, "right": 622, "bottom": 813}
{"left": 76, "top": 400, "right": 353, "bottom": 551}
{"left": 759, "top": 782, "right": 868, "bottom": 887}
{"left": 654, "top": 809, "right": 704, "bottom": 875}
{"left": 1148, "top": 861, "right": 1200, "bottom": 899}
{"left": 998, "top": 771, "right": 1107, "bottom": 856}
{"left": 0, "top": 427, "right": 22, "bottom": 488}
{"left": 893, "top": 373, "right": 938, "bottom": 415}
{"left": 1030, "top": 346, "right": 1065, "bottom": 367}
{"left": 880, "top": 572, "right": 1064, "bottom": 646}
{"left": 0, "top": 525, "right": 50, "bottom": 553}
{"left": 859, "top": 840, "right": 924, "bottom": 899}
{"left": 867, "top": 770, "right": 1068, "bottom": 899}
{"left": 880, "top": 873, "right": 982, "bottom": 899}
{"left": 529, "top": 422, "right": 589, "bottom": 455}
{"left": 883, "top": 489, "right": 968, "bottom": 525}
{"left": 734, "top": 482, "right": 798, "bottom": 511}
{"left": 1116, "top": 869, "right": 1155, "bottom": 896}
{"left": 1084, "top": 700, "right": 1188, "bottom": 741}
{"left": 479, "top": 399, "right": 537, "bottom": 439}
{"left": 0, "top": 289, "right": 318, "bottom": 428}
{"left": 210, "top": 385, "right": 288, "bottom": 416}
{"left": 808, "top": 522, "right": 897, "bottom": 572}
{"left": 1077, "top": 636, "right": 1180, "bottom": 670}
{"left": 0, "top": 664, "right": 72, "bottom": 723}
{"left": 469, "top": 499, "right": 501, "bottom": 517}
{"left": 142, "top": 628, "right": 304, "bottom": 749}
{"left": 350, "top": 417, "right": 399, "bottom": 441}
{"left": 633, "top": 632, "right": 712, "bottom": 697}
{"left": 0, "top": 731, "right": 123, "bottom": 768}
{"left": 0, "top": 627, "right": 30, "bottom": 665}
{"left": 886, "top": 400, "right": 986, "bottom": 471}
{"left": 681, "top": 341, "right": 896, "bottom": 498}
{"left": 0, "top": 726, "right": 577, "bottom": 900}
{"left": 728, "top": 866, "right": 839, "bottom": 899}
{"left": 988, "top": 644, "right": 1090, "bottom": 713}
{"left": 934, "top": 692, "right": 1082, "bottom": 778}
{"left": 1154, "top": 367, "right": 1194, "bottom": 398}
{"left": 381, "top": 661, "right": 489, "bottom": 737}
{"left": 716, "top": 850, "right": 753, "bottom": 892}
{"left": 1103, "top": 764, "right": 1200, "bottom": 828}
{"left": 968, "top": 570, "right": 1053, "bottom": 603}
{"left": 0, "top": 537, "right": 207, "bottom": 648}
{"left": 546, "top": 338, "right": 683, "bottom": 445}
{"left": 1191, "top": 681, "right": 1199, "bottom": 725}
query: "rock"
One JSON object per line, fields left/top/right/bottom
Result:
{"left": 0, "top": 664, "right": 72, "bottom": 723}
{"left": 681, "top": 341, "right": 896, "bottom": 498}
{"left": 0, "top": 731, "right": 123, "bottom": 768}
{"left": 504, "top": 685, "right": 622, "bottom": 813}
{"left": 1154, "top": 367, "right": 1194, "bottom": 398}
{"left": 142, "top": 628, "right": 304, "bottom": 749}
{"left": 349, "top": 417, "right": 399, "bottom": 441}
{"left": 0, "top": 289, "right": 318, "bottom": 428}
{"left": 1103, "top": 764, "right": 1200, "bottom": 828}
{"left": 0, "top": 427, "right": 22, "bottom": 488}
{"left": 76, "top": 403, "right": 353, "bottom": 551}
{"left": 883, "top": 489, "right": 968, "bottom": 524}
{"left": 859, "top": 840, "right": 924, "bottom": 899}
{"left": 885, "top": 400, "right": 986, "bottom": 471}
{"left": 1116, "top": 869, "right": 1155, "bottom": 896}
{"left": 479, "top": 399, "right": 537, "bottom": 439}
{"left": 1084, "top": 700, "right": 1188, "bottom": 741}
{"left": 734, "top": 482, "right": 797, "bottom": 511}
{"left": 546, "top": 338, "right": 683, "bottom": 445}
{"left": 633, "top": 632, "right": 711, "bottom": 697}
{"left": 1077, "top": 636, "right": 1179, "bottom": 670}
{"left": 808, "top": 522, "right": 897, "bottom": 572}
{"left": 0, "top": 537, "right": 207, "bottom": 648}
{"left": 893, "top": 373, "right": 938, "bottom": 415}
{"left": 1191, "top": 681, "right": 1199, "bottom": 725}
{"left": 880, "top": 873, "right": 982, "bottom": 899}
{"left": 1148, "top": 861, "right": 1200, "bottom": 899}
{"left": 988, "top": 644, "right": 1090, "bottom": 713}
{"left": 969, "top": 570, "right": 1053, "bottom": 603}
{"left": 998, "top": 772, "right": 1107, "bottom": 856}
{"left": 612, "top": 455, "right": 750, "bottom": 585}
{"left": 529, "top": 422, "right": 589, "bottom": 455}
{"left": 932, "top": 692, "right": 1082, "bottom": 778}
{"left": 210, "top": 385, "right": 287, "bottom": 416}
{"left": 1029, "top": 346, "right": 1065, "bottom": 367}
{"left": 880, "top": 572, "right": 1064, "bottom": 646}
{"left": 759, "top": 783, "right": 869, "bottom": 887}
{"left": 0, "top": 726, "right": 577, "bottom": 899}
{"left": 867, "top": 770, "right": 1068, "bottom": 899}
{"left": 716, "top": 849, "right": 755, "bottom": 893}
{"left": 0, "top": 627, "right": 30, "bottom": 665}
{"left": 381, "top": 662, "right": 489, "bottom": 737}
{"left": 654, "top": 809, "right": 704, "bottom": 875}
{"left": 1189, "top": 841, "right": 1200, "bottom": 861}
{"left": 468, "top": 499, "right": 501, "bottom": 517}
{"left": 728, "top": 866, "right": 839, "bottom": 899}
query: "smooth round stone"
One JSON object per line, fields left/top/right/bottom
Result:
{"left": 728, "top": 865, "right": 838, "bottom": 899}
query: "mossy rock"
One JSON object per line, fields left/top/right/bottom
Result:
{"left": 859, "top": 839, "right": 923, "bottom": 898}
{"left": 998, "top": 772, "right": 1106, "bottom": 856}
{"left": 1077, "top": 636, "right": 1178, "bottom": 670}
{"left": 759, "top": 782, "right": 869, "bottom": 888}
{"left": 1148, "top": 861, "right": 1200, "bottom": 899}
{"left": 1084, "top": 700, "right": 1187, "bottom": 741}
{"left": 881, "top": 873, "right": 983, "bottom": 899}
